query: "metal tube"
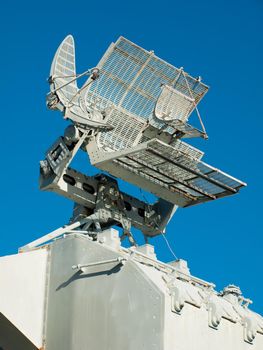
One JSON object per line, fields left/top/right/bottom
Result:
{"left": 122, "top": 247, "right": 215, "bottom": 289}
{"left": 52, "top": 69, "right": 91, "bottom": 93}
{"left": 72, "top": 257, "right": 126, "bottom": 270}
{"left": 19, "top": 214, "right": 98, "bottom": 251}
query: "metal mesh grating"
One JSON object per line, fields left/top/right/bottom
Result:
{"left": 155, "top": 85, "right": 195, "bottom": 123}
{"left": 169, "top": 139, "right": 204, "bottom": 160}
{"left": 94, "top": 138, "right": 246, "bottom": 206}
{"left": 83, "top": 37, "right": 208, "bottom": 122}
{"left": 97, "top": 107, "right": 146, "bottom": 151}
{"left": 50, "top": 35, "right": 78, "bottom": 105}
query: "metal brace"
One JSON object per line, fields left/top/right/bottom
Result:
{"left": 33, "top": 125, "right": 178, "bottom": 250}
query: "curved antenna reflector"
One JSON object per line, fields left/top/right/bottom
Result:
{"left": 155, "top": 85, "right": 195, "bottom": 123}
{"left": 50, "top": 35, "right": 78, "bottom": 106}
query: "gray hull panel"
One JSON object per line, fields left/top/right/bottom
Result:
{"left": 45, "top": 236, "right": 163, "bottom": 350}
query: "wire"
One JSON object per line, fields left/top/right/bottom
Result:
{"left": 161, "top": 232, "right": 178, "bottom": 261}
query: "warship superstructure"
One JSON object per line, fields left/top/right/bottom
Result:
{"left": 0, "top": 36, "right": 261, "bottom": 350}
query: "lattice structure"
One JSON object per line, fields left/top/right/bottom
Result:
{"left": 83, "top": 37, "right": 208, "bottom": 123}
{"left": 45, "top": 34, "right": 246, "bottom": 217}
{"left": 97, "top": 106, "right": 147, "bottom": 151}
{"left": 155, "top": 85, "right": 195, "bottom": 123}
{"left": 89, "top": 138, "right": 245, "bottom": 207}
{"left": 50, "top": 35, "right": 78, "bottom": 106}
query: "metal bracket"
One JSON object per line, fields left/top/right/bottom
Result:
{"left": 72, "top": 257, "right": 127, "bottom": 272}
{"left": 31, "top": 125, "right": 179, "bottom": 250}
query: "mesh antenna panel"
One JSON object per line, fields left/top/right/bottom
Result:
{"left": 81, "top": 37, "right": 245, "bottom": 207}
{"left": 45, "top": 35, "right": 246, "bottom": 211}
{"left": 50, "top": 35, "right": 78, "bottom": 105}
{"left": 48, "top": 35, "right": 110, "bottom": 129}
{"left": 33, "top": 34, "right": 247, "bottom": 247}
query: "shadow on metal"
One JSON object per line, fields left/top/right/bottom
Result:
{"left": 56, "top": 263, "right": 124, "bottom": 291}
{"left": 0, "top": 313, "right": 38, "bottom": 350}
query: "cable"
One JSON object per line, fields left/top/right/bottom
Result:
{"left": 161, "top": 232, "right": 178, "bottom": 261}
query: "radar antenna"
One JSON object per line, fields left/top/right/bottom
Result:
{"left": 20, "top": 35, "right": 246, "bottom": 251}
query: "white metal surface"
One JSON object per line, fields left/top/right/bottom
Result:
{"left": 87, "top": 138, "right": 246, "bottom": 207}
{"left": 1, "top": 231, "right": 262, "bottom": 349}
{"left": 43, "top": 232, "right": 263, "bottom": 349}
{"left": 83, "top": 37, "right": 208, "bottom": 124}
{"left": 0, "top": 248, "right": 48, "bottom": 348}
{"left": 49, "top": 35, "right": 109, "bottom": 129}
{"left": 46, "top": 35, "right": 246, "bottom": 210}
{"left": 155, "top": 84, "right": 195, "bottom": 123}
{"left": 50, "top": 35, "right": 78, "bottom": 106}
{"left": 97, "top": 106, "right": 147, "bottom": 151}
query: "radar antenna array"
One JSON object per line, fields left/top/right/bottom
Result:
{"left": 21, "top": 35, "right": 246, "bottom": 250}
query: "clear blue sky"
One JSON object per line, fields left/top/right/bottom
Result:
{"left": 0, "top": 0, "right": 262, "bottom": 313}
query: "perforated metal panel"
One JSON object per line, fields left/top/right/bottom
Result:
{"left": 50, "top": 35, "right": 78, "bottom": 106}
{"left": 97, "top": 107, "right": 147, "bottom": 151}
{"left": 91, "top": 138, "right": 246, "bottom": 207}
{"left": 83, "top": 37, "right": 208, "bottom": 123}
{"left": 155, "top": 85, "right": 195, "bottom": 123}
{"left": 170, "top": 139, "right": 204, "bottom": 160}
{"left": 47, "top": 35, "right": 246, "bottom": 208}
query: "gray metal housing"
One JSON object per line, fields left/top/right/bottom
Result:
{"left": 43, "top": 232, "right": 263, "bottom": 350}
{"left": 1, "top": 230, "right": 263, "bottom": 349}
{"left": 45, "top": 234, "right": 163, "bottom": 350}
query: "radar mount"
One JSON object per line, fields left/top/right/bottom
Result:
{"left": 20, "top": 35, "right": 246, "bottom": 251}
